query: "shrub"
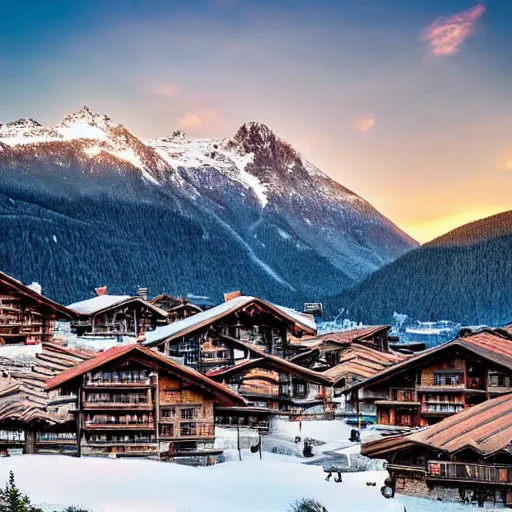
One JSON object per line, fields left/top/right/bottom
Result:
{"left": 289, "top": 498, "right": 328, "bottom": 512}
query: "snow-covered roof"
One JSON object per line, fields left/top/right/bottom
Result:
{"left": 68, "top": 295, "right": 167, "bottom": 317}
{"left": 144, "top": 295, "right": 316, "bottom": 346}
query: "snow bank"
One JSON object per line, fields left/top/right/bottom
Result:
{"left": 0, "top": 455, "right": 404, "bottom": 512}
{"left": 271, "top": 418, "right": 379, "bottom": 444}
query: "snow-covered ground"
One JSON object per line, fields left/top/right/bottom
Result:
{"left": 1, "top": 455, "right": 400, "bottom": 512}
{"left": 0, "top": 418, "right": 503, "bottom": 511}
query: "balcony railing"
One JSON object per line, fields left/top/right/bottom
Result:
{"left": 428, "top": 461, "right": 512, "bottom": 484}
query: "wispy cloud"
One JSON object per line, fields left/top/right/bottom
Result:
{"left": 180, "top": 109, "right": 219, "bottom": 129}
{"left": 354, "top": 116, "right": 375, "bottom": 133}
{"left": 150, "top": 84, "right": 181, "bottom": 98}
{"left": 422, "top": 4, "right": 486, "bottom": 56}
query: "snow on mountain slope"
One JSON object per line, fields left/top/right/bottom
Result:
{"left": 0, "top": 107, "right": 417, "bottom": 304}
{"left": 0, "top": 106, "right": 170, "bottom": 185}
{"left": 147, "top": 121, "right": 417, "bottom": 282}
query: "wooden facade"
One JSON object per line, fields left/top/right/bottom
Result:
{"left": 144, "top": 296, "right": 317, "bottom": 372}
{"left": 207, "top": 355, "right": 334, "bottom": 416}
{"left": 149, "top": 294, "right": 202, "bottom": 323}
{"left": 345, "top": 332, "right": 512, "bottom": 428}
{"left": 68, "top": 293, "right": 168, "bottom": 339}
{"left": 46, "top": 344, "right": 244, "bottom": 459}
{"left": 362, "top": 393, "right": 512, "bottom": 508}
{"left": 290, "top": 327, "right": 403, "bottom": 392}
{"left": 0, "top": 272, "right": 75, "bottom": 345}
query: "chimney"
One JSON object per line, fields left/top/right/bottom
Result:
{"left": 136, "top": 287, "right": 148, "bottom": 300}
{"left": 28, "top": 282, "right": 42, "bottom": 295}
{"left": 95, "top": 286, "right": 108, "bottom": 296}
{"left": 224, "top": 291, "right": 241, "bottom": 302}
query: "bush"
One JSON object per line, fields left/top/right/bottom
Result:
{"left": 57, "top": 508, "right": 93, "bottom": 512}
{"left": 289, "top": 498, "right": 328, "bottom": 512}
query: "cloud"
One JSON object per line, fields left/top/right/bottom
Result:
{"left": 422, "top": 4, "right": 486, "bottom": 56}
{"left": 354, "top": 116, "right": 375, "bottom": 133}
{"left": 150, "top": 84, "right": 181, "bottom": 98}
{"left": 179, "top": 109, "right": 219, "bottom": 128}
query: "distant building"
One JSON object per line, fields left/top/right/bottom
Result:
{"left": 68, "top": 287, "right": 168, "bottom": 339}
{"left": 150, "top": 294, "right": 203, "bottom": 323}
{"left": 303, "top": 302, "right": 323, "bottom": 319}
{"left": 0, "top": 270, "right": 75, "bottom": 345}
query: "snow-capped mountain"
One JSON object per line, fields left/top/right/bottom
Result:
{"left": 0, "top": 107, "right": 417, "bottom": 305}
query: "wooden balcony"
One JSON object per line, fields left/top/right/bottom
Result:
{"left": 428, "top": 461, "right": 512, "bottom": 485}
{"left": 83, "top": 381, "right": 152, "bottom": 389}
{"left": 84, "top": 422, "right": 155, "bottom": 431}
{"left": 83, "top": 402, "right": 153, "bottom": 411}
{"left": 84, "top": 440, "right": 157, "bottom": 447}
{"left": 375, "top": 400, "right": 420, "bottom": 407}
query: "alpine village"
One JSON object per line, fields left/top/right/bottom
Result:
{"left": 2, "top": 264, "right": 512, "bottom": 509}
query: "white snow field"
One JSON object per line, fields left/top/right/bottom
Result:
{"left": 0, "top": 420, "right": 503, "bottom": 511}
{"left": 0, "top": 454, "right": 401, "bottom": 512}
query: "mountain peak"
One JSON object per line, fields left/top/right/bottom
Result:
{"left": 234, "top": 122, "right": 277, "bottom": 148}
{"left": 59, "top": 106, "right": 114, "bottom": 131}
{"left": 7, "top": 118, "right": 42, "bottom": 128}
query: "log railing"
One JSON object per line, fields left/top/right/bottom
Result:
{"left": 428, "top": 461, "right": 512, "bottom": 484}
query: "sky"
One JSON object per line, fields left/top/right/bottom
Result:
{"left": 1, "top": 0, "right": 511, "bottom": 243}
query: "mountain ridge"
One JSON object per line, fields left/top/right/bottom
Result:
{"left": 0, "top": 106, "right": 417, "bottom": 306}
{"left": 325, "top": 210, "right": 512, "bottom": 326}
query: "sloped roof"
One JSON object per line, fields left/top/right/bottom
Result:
{"left": 0, "top": 270, "right": 76, "bottom": 319}
{"left": 321, "top": 344, "right": 405, "bottom": 385}
{"left": 362, "top": 393, "right": 512, "bottom": 459}
{"left": 496, "top": 323, "right": 512, "bottom": 340}
{"left": 46, "top": 344, "right": 245, "bottom": 406}
{"left": 68, "top": 295, "right": 168, "bottom": 318}
{"left": 150, "top": 294, "right": 203, "bottom": 313}
{"left": 0, "top": 343, "right": 94, "bottom": 425}
{"left": 310, "top": 326, "right": 391, "bottom": 346}
{"left": 206, "top": 348, "right": 333, "bottom": 386}
{"left": 344, "top": 332, "right": 512, "bottom": 394}
{"left": 143, "top": 296, "right": 316, "bottom": 347}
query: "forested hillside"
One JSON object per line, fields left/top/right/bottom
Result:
{"left": 325, "top": 211, "right": 512, "bottom": 326}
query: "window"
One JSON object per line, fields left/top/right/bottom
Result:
{"left": 162, "top": 408, "right": 176, "bottom": 419}
{"left": 293, "top": 382, "right": 307, "bottom": 397}
{"left": 181, "top": 408, "right": 197, "bottom": 420}
{"left": 434, "top": 373, "right": 462, "bottom": 386}
{"left": 161, "top": 424, "right": 174, "bottom": 437}
{"left": 490, "top": 374, "right": 511, "bottom": 387}
{"left": 180, "top": 423, "right": 197, "bottom": 436}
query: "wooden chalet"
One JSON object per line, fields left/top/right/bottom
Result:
{"left": 206, "top": 352, "right": 334, "bottom": 426}
{"left": 0, "top": 271, "right": 76, "bottom": 345}
{"left": 0, "top": 343, "right": 94, "bottom": 455}
{"left": 68, "top": 287, "right": 168, "bottom": 339}
{"left": 46, "top": 344, "right": 245, "bottom": 461}
{"left": 344, "top": 331, "right": 512, "bottom": 429}
{"left": 362, "top": 393, "right": 512, "bottom": 507}
{"left": 143, "top": 295, "right": 317, "bottom": 371}
{"left": 150, "top": 294, "right": 202, "bottom": 323}
{"left": 290, "top": 326, "right": 398, "bottom": 377}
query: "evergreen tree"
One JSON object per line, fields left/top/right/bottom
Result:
{"left": 0, "top": 471, "right": 42, "bottom": 512}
